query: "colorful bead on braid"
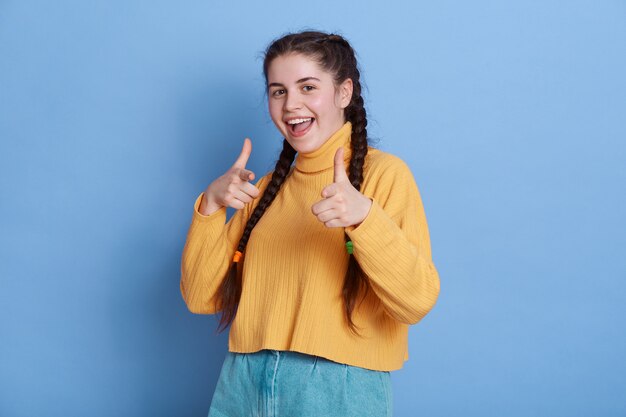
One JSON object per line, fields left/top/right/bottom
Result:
{"left": 345, "top": 241, "right": 354, "bottom": 255}
{"left": 232, "top": 250, "right": 243, "bottom": 263}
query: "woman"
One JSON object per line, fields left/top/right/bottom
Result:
{"left": 180, "top": 29, "right": 441, "bottom": 417}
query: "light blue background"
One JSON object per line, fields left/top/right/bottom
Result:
{"left": 1, "top": 1, "right": 625, "bottom": 416}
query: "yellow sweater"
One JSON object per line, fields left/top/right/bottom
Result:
{"left": 180, "top": 121, "right": 440, "bottom": 371}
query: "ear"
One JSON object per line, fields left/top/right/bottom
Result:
{"left": 337, "top": 78, "right": 353, "bottom": 109}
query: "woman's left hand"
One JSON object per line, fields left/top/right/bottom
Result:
{"left": 311, "top": 147, "right": 373, "bottom": 228}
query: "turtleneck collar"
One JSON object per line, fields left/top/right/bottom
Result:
{"left": 294, "top": 121, "right": 353, "bottom": 173}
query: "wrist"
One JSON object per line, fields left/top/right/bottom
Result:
{"left": 353, "top": 197, "right": 373, "bottom": 228}
{"left": 199, "top": 192, "right": 222, "bottom": 216}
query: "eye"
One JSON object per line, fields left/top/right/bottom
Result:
{"left": 303, "top": 85, "right": 315, "bottom": 92}
{"left": 271, "top": 89, "right": 285, "bottom": 97}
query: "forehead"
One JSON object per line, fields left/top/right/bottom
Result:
{"left": 267, "top": 53, "right": 332, "bottom": 83}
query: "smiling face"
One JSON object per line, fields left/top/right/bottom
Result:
{"left": 266, "top": 53, "right": 353, "bottom": 154}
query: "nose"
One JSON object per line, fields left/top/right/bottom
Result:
{"left": 283, "top": 91, "right": 302, "bottom": 111}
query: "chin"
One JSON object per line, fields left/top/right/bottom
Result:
{"left": 283, "top": 140, "right": 305, "bottom": 154}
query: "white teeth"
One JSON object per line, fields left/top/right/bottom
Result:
{"left": 287, "top": 117, "right": 312, "bottom": 125}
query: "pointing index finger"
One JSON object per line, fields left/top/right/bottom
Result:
{"left": 238, "top": 168, "right": 255, "bottom": 182}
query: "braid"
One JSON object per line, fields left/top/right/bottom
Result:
{"left": 311, "top": 32, "right": 373, "bottom": 336}
{"left": 216, "top": 139, "right": 296, "bottom": 333}
{"left": 237, "top": 139, "right": 296, "bottom": 251}
{"left": 342, "top": 64, "right": 372, "bottom": 337}
{"left": 346, "top": 94, "right": 367, "bottom": 189}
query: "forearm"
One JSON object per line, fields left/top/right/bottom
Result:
{"left": 346, "top": 198, "right": 440, "bottom": 325}
{"left": 180, "top": 194, "right": 237, "bottom": 314}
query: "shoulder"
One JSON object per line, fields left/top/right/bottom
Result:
{"left": 253, "top": 166, "right": 293, "bottom": 193}
{"left": 364, "top": 147, "right": 415, "bottom": 182}
{"left": 255, "top": 164, "right": 298, "bottom": 188}
{"left": 254, "top": 171, "right": 273, "bottom": 192}
{"left": 359, "top": 147, "right": 422, "bottom": 206}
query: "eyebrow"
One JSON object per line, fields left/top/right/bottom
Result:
{"left": 267, "top": 77, "right": 321, "bottom": 89}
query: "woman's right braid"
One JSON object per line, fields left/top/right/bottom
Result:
{"left": 237, "top": 139, "right": 297, "bottom": 251}
{"left": 216, "top": 139, "right": 296, "bottom": 332}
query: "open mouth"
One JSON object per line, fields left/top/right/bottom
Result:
{"left": 287, "top": 117, "right": 315, "bottom": 135}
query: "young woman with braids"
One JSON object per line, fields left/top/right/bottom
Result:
{"left": 180, "top": 30, "right": 440, "bottom": 416}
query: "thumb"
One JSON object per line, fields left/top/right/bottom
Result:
{"left": 232, "top": 137, "right": 252, "bottom": 169}
{"left": 333, "top": 147, "right": 348, "bottom": 183}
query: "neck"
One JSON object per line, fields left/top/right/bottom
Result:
{"left": 294, "top": 121, "right": 353, "bottom": 173}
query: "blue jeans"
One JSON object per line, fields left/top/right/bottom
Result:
{"left": 208, "top": 349, "right": 393, "bottom": 417}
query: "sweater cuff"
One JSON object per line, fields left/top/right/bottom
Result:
{"left": 192, "top": 192, "right": 227, "bottom": 224}
{"left": 344, "top": 198, "right": 395, "bottom": 241}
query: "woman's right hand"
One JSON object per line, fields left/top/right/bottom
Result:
{"left": 199, "top": 138, "right": 261, "bottom": 216}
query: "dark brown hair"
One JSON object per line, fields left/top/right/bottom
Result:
{"left": 216, "top": 30, "right": 372, "bottom": 336}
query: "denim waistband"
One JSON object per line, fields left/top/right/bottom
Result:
{"left": 208, "top": 348, "right": 393, "bottom": 417}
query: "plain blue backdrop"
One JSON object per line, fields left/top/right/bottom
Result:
{"left": 1, "top": 1, "right": 625, "bottom": 416}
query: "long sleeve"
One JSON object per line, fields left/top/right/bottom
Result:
{"left": 345, "top": 156, "right": 441, "bottom": 325}
{"left": 180, "top": 175, "right": 270, "bottom": 314}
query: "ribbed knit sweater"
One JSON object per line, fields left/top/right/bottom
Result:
{"left": 180, "top": 121, "right": 440, "bottom": 371}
